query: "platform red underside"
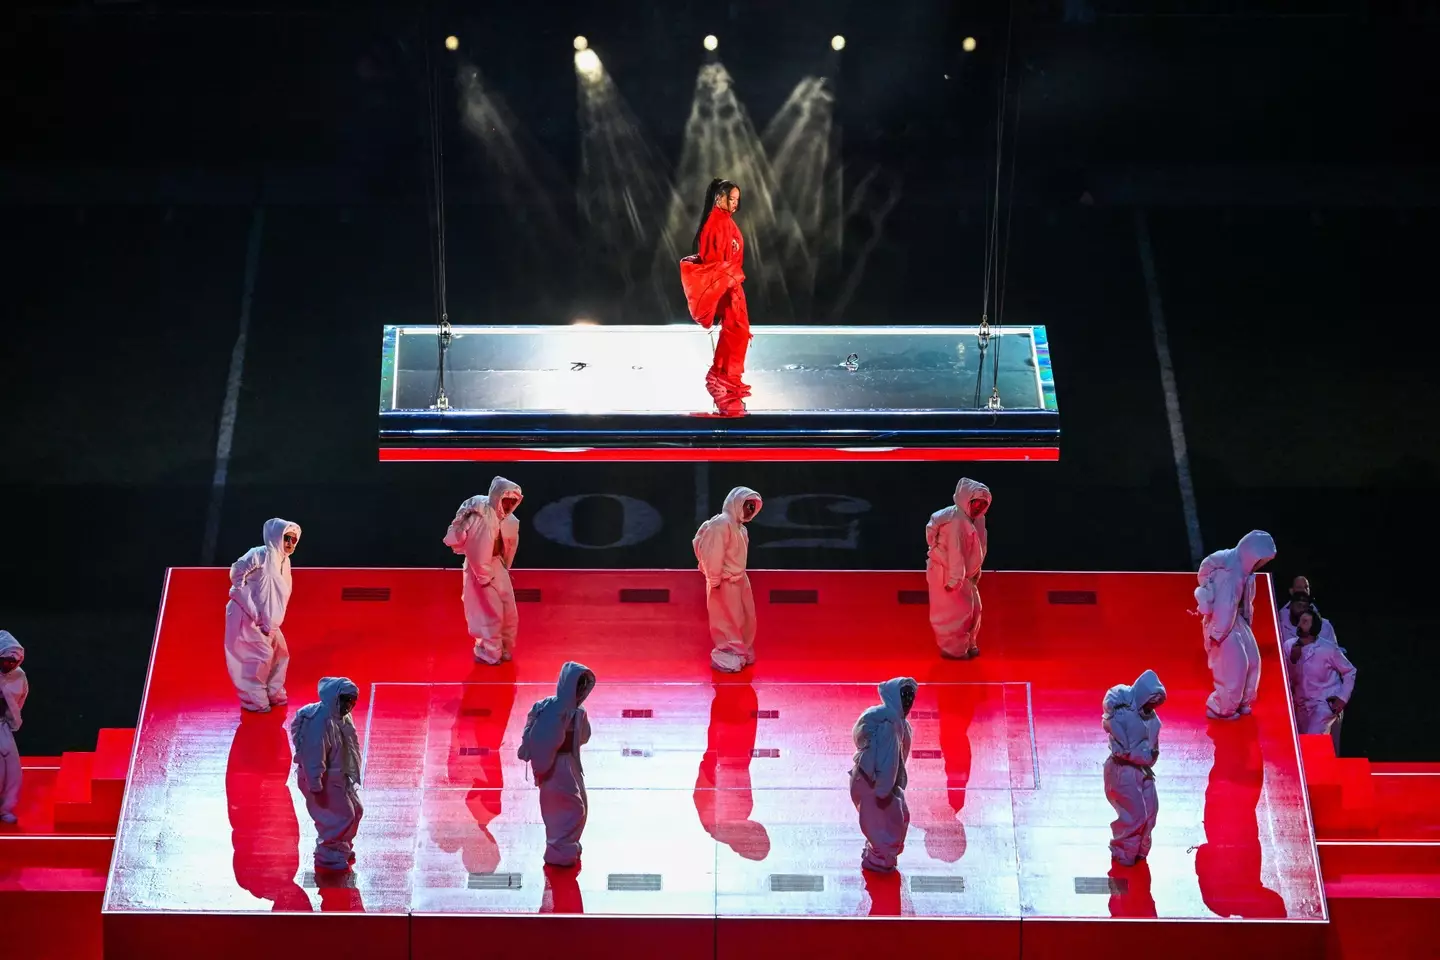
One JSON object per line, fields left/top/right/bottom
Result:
{"left": 98, "top": 568, "right": 1338, "bottom": 959}
{"left": 377, "top": 447, "right": 1061, "bottom": 463}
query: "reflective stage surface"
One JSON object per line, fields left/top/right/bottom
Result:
{"left": 378, "top": 325, "right": 1060, "bottom": 461}
{"left": 104, "top": 570, "right": 1324, "bottom": 957}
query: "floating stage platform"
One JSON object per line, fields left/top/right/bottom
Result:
{"left": 378, "top": 324, "right": 1060, "bottom": 462}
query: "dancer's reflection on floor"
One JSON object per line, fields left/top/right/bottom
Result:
{"left": 862, "top": 868, "right": 912, "bottom": 916}
{"left": 226, "top": 708, "right": 310, "bottom": 911}
{"left": 693, "top": 677, "right": 770, "bottom": 861}
{"left": 315, "top": 867, "right": 366, "bottom": 912}
{"left": 540, "top": 862, "right": 585, "bottom": 914}
{"left": 432, "top": 662, "right": 517, "bottom": 877}
{"left": 909, "top": 668, "right": 974, "bottom": 862}
{"left": 1194, "top": 718, "right": 1287, "bottom": 918}
{"left": 1107, "top": 859, "right": 1157, "bottom": 917}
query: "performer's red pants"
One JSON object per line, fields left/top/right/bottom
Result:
{"left": 707, "top": 287, "right": 751, "bottom": 408}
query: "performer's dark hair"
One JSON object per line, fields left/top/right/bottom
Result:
{"left": 692, "top": 178, "right": 740, "bottom": 253}
{"left": 1296, "top": 604, "right": 1322, "bottom": 638}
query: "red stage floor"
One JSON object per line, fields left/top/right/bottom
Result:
{"left": 102, "top": 568, "right": 1326, "bottom": 958}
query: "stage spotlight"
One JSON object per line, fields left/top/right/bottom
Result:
{"left": 962, "top": 36, "right": 977, "bottom": 52}
{"left": 444, "top": 35, "right": 459, "bottom": 51}
{"left": 831, "top": 35, "right": 845, "bottom": 51}
{"left": 575, "top": 48, "right": 602, "bottom": 77}
{"left": 703, "top": 34, "right": 718, "bottom": 51}
{"left": 574, "top": 35, "right": 589, "bottom": 51}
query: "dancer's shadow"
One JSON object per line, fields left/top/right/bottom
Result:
{"left": 226, "top": 708, "right": 310, "bottom": 911}
{"left": 430, "top": 662, "right": 518, "bottom": 877}
{"left": 540, "top": 862, "right": 585, "bottom": 914}
{"left": 315, "top": 868, "right": 366, "bottom": 912}
{"left": 1193, "top": 719, "right": 1288, "bottom": 918}
{"left": 693, "top": 678, "right": 770, "bottom": 861}
{"left": 1108, "top": 859, "right": 1157, "bottom": 917}
{"left": 909, "top": 668, "right": 973, "bottom": 862}
{"left": 862, "top": 868, "right": 912, "bottom": 916}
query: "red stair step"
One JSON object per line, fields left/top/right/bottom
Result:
{"left": 1370, "top": 762, "right": 1440, "bottom": 774}
{"left": 52, "top": 752, "right": 97, "bottom": 827}
{"left": 1372, "top": 772, "right": 1440, "bottom": 839}
{"left": 1300, "top": 733, "right": 1340, "bottom": 784}
{"left": 92, "top": 728, "right": 135, "bottom": 781}
{"left": 89, "top": 727, "right": 135, "bottom": 820}
{"left": 52, "top": 753, "right": 93, "bottom": 806}
{"left": 19, "top": 756, "right": 63, "bottom": 768}
{"left": 1337, "top": 758, "right": 1377, "bottom": 822}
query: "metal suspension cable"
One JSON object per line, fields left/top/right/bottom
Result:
{"left": 980, "top": 1, "right": 1017, "bottom": 412}
{"left": 423, "top": 17, "right": 453, "bottom": 409}
{"left": 994, "top": 82, "right": 1021, "bottom": 390}
{"left": 979, "top": 5, "right": 1013, "bottom": 327}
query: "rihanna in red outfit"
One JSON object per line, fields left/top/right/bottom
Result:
{"left": 679, "top": 178, "right": 751, "bottom": 415}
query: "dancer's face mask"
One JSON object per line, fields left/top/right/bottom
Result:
{"left": 900, "top": 685, "right": 916, "bottom": 716}
{"left": 282, "top": 532, "right": 298, "bottom": 555}
{"left": 576, "top": 673, "right": 595, "bottom": 704}
{"left": 967, "top": 498, "right": 988, "bottom": 519}
{"left": 742, "top": 499, "right": 758, "bottom": 521}
{"left": 337, "top": 693, "right": 357, "bottom": 716}
{"left": 500, "top": 496, "right": 520, "bottom": 517}
{"left": 0, "top": 657, "right": 18, "bottom": 675}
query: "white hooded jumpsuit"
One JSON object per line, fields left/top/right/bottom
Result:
{"left": 1195, "top": 530, "right": 1276, "bottom": 720}
{"left": 292, "top": 677, "right": 363, "bottom": 870}
{"left": 1103, "top": 669, "right": 1166, "bottom": 865}
{"left": 518, "top": 661, "right": 595, "bottom": 867}
{"left": 1283, "top": 634, "right": 1356, "bottom": 748}
{"left": 694, "top": 487, "right": 763, "bottom": 673}
{"left": 225, "top": 518, "right": 301, "bottom": 712}
{"left": 0, "top": 632, "right": 29, "bottom": 822}
{"left": 850, "top": 677, "right": 918, "bottom": 872}
{"left": 444, "top": 478, "right": 523, "bottom": 665}
{"left": 926, "top": 478, "right": 991, "bottom": 658}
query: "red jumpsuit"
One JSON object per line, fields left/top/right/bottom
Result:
{"left": 678, "top": 208, "right": 751, "bottom": 412}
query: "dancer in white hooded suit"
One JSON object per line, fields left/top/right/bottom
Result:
{"left": 694, "top": 486, "right": 763, "bottom": 673}
{"left": 1284, "top": 607, "right": 1356, "bottom": 750}
{"left": 444, "top": 478, "right": 523, "bottom": 665}
{"left": 850, "top": 677, "right": 918, "bottom": 872}
{"left": 1195, "top": 530, "right": 1276, "bottom": 720}
{"left": 225, "top": 518, "right": 301, "bottom": 713}
{"left": 519, "top": 661, "right": 596, "bottom": 867}
{"left": 926, "top": 478, "right": 992, "bottom": 659}
{"left": 1103, "top": 670, "right": 1166, "bottom": 865}
{"left": 0, "top": 632, "right": 29, "bottom": 824}
{"left": 292, "top": 677, "right": 363, "bottom": 871}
